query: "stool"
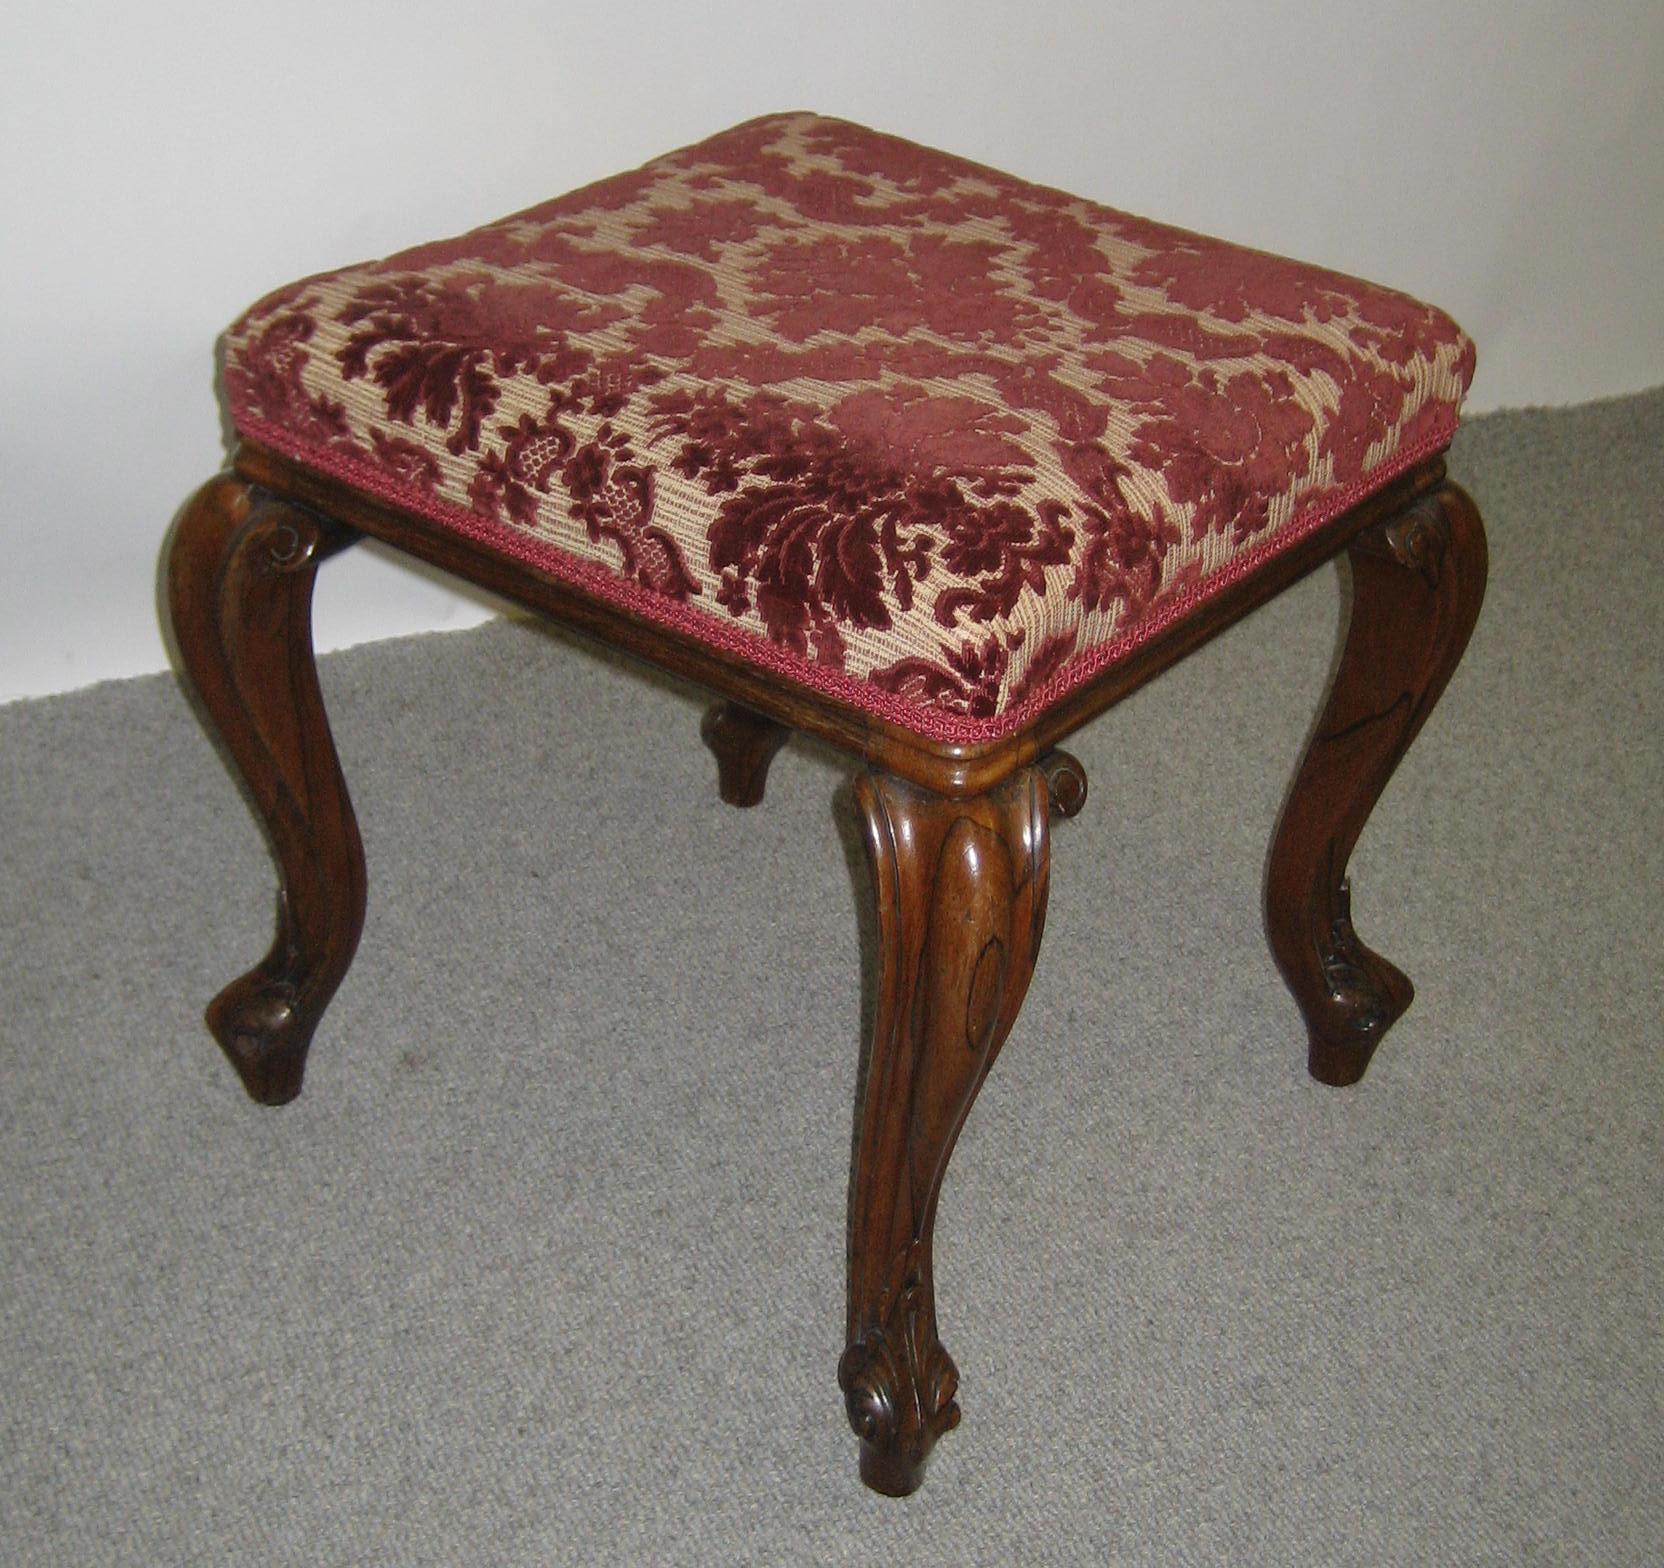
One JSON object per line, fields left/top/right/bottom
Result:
{"left": 165, "top": 113, "right": 1486, "bottom": 1495}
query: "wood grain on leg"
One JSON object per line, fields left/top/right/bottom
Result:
{"left": 842, "top": 765, "right": 1057, "bottom": 1493}
{"left": 1266, "top": 480, "right": 1487, "bottom": 1085}
{"left": 166, "top": 475, "right": 366, "bottom": 1104}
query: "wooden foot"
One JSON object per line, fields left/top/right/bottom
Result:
{"left": 1266, "top": 479, "right": 1487, "bottom": 1085}
{"left": 842, "top": 766, "right": 1056, "bottom": 1493}
{"left": 165, "top": 475, "right": 366, "bottom": 1105}
{"left": 701, "top": 701, "right": 789, "bottom": 807}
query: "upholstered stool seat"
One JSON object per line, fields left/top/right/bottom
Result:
{"left": 168, "top": 113, "right": 1486, "bottom": 1496}
{"left": 225, "top": 112, "right": 1471, "bottom": 742}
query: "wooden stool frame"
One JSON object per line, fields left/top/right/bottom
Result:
{"left": 166, "top": 437, "right": 1486, "bottom": 1494}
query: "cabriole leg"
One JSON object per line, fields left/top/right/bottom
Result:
{"left": 841, "top": 763, "right": 1064, "bottom": 1494}
{"left": 1266, "top": 480, "right": 1487, "bottom": 1085}
{"left": 165, "top": 474, "right": 366, "bottom": 1105}
{"left": 701, "top": 701, "right": 789, "bottom": 807}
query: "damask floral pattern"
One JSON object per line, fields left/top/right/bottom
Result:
{"left": 223, "top": 112, "right": 1473, "bottom": 743}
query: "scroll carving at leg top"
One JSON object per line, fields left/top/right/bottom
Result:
{"left": 1265, "top": 479, "right": 1487, "bottom": 1085}
{"left": 165, "top": 474, "right": 365, "bottom": 1105}
{"left": 842, "top": 766, "right": 1054, "bottom": 1494}
{"left": 1038, "top": 747, "right": 1089, "bottom": 820}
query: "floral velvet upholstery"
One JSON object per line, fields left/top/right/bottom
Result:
{"left": 225, "top": 112, "right": 1473, "bottom": 744}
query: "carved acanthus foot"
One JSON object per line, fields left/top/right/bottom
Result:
{"left": 1266, "top": 479, "right": 1486, "bottom": 1085}
{"left": 838, "top": 1270, "right": 961, "bottom": 1496}
{"left": 844, "top": 767, "right": 1052, "bottom": 1493}
{"left": 1305, "top": 877, "right": 1415, "bottom": 1085}
{"left": 166, "top": 474, "right": 366, "bottom": 1105}
{"left": 700, "top": 701, "right": 789, "bottom": 807}
{"left": 207, "top": 961, "right": 312, "bottom": 1106}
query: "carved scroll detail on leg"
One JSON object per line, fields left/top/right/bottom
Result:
{"left": 701, "top": 701, "right": 789, "bottom": 807}
{"left": 165, "top": 475, "right": 365, "bottom": 1105}
{"left": 1266, "top": 480, "right": 1487, "bottom": 1085}
{"left": 842, "top": 767, "right": 1051, "bottom": 1494}
{"left": 1038, "top": 748, "right": 1089, "bottom": 820}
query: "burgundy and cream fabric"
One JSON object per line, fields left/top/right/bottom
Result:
{"left": 225, "top": 112, "right": 1474, "bottom": 743}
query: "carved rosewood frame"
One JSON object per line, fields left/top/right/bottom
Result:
{"left": 166, "top": 440, "right": 1486, "bottom": 1493}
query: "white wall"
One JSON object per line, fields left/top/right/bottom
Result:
{"left": 4, "top": 0, "right": 1660, "bottom": 703}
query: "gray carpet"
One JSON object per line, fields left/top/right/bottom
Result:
{"left": 3, "top": 389, "right": 1660, "bottom": 1565}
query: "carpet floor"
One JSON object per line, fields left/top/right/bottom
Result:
{"left": 3, "top": 388, "right": 1660, "bottom": 1565}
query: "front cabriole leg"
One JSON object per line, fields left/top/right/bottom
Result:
{"left": 165, "top": 474, "right": 366, "bottom": 1105}
{"left": 1266, "top": 478, "right": 1487, "bottom": 1085}
{"left": 842, "top": 764, "right": 1057, "bottom": 1494}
